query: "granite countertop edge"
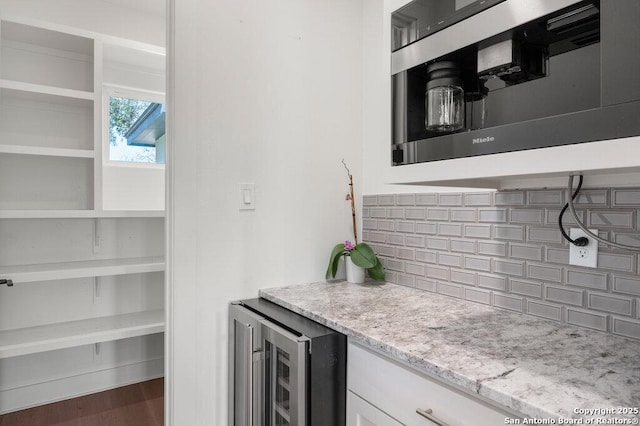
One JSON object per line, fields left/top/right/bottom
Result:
{"left": 259, "top": 281, "right": 640, "bottom": 421}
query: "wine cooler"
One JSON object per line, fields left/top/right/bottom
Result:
{"left": 228, "top": 298, "right": 346, "bottom": 426}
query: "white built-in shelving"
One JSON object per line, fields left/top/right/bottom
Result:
{"left": 0, "top": 14, "right": 166, "bottom": 414}
{"left": 0, "top": 309, "right": 164, "bottom": 359}
{"left": 0, "top": 256, "right": 164, "bottom": 284}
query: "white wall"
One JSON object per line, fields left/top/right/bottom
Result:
{"left": 168, "top": 0, "right": 363, "bottom": 424}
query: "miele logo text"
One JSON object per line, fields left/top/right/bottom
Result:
{"left": 472, "top": 136, "right": 495, "bottom": 144}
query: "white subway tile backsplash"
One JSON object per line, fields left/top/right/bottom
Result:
{"left": 465, "top": 224, "right": 492, "bottom": 239}
{"left": 415, "top": 250, "right": 437, "bottom": 263}
{"left": 396, "top": 194, "right": 416, "bottom": 206}
{"left": 386, "top": 234, "right": 404, "bottom": 246}
{"left": 450, "top": 239, "right": 476, "bottom": 254}
{"left": 405, "top": 262, "right": 426, "bottom": 277}
{"left": 426, "top": 265, "right": 450, "bottom": 281}
{"left": 438, "top": 253, "right": 462, "bottom": 267}
{"left": 378, "top": 195, "right": 396, "bottom": 205}
{"left": 415, "top": 194, "right": 438, "bottom": 205}
{"left": 387, "top": 207, "right": 404, "bottom": 219}
{"left": 510, "top": 209, "right": 543, "bottom": 224}
{"left": 396, "top": 273, "right": 415, "bottom": 287}
{"left": 405, "top": 235, "right": 426, "bottom": 248}
{"left": 437, "top": 282, "right": 463, "bottom": 298}
{"left": 464, "top": 193, "right": 493, "bottom": 206}
{"left": 588, "top": 211, "right": 634, "bottom": 228}
{"left": 612, "top": 317, "right": 640, "bottom": 339}
{"left": 405, "top": 208, "right": 426, "bottom": 220}
{"left": 395, "top": 247, "right": 415, "bottom": 261}
{"left": 493, "top": 259, "right": 525, "bottom": 277}
{"left": 526, "top": 300, "right": 563, "bottom": 321}
{"left": 415, "top": 278, "right": 437, "bottom": 292}
{"left": 451, "top": 209, "right": 477, "bottom": 222}
{"left": 463, "top": 256, "right": 492, "bottom": 272}
{"left": 363, "top": 195, "right": 378, "bottom": 206}
{"left": 439, "top": 193, "right": 463, "bottom": 206}
{"left": 416, "top": 222, "right": 437, "bottom": 235}
{"left": 612, "top": 189, "right": 640, "bottom": 206}
{"left": 451, "top": 269, "right": 476, "bottom": 285}
{"left": 509, "top": 244, "right": 543, "bottom": 261}
{"left": 494, "top": 191, "right": 525, "bottom": 206}
{"left": 426, "top": 237, "right": 449, "bottom": 250}
{"left": 527, "top": 227, "right": 563, "bottom": 244}
{"left": 493, "top": 225, "right": 525, "bottom": 241}
{"left": 587, "top": 292, "right": 634, "bottom": 316}
{"left": 528, "top": 263, "right": 563, "bottom": 283}
{"left": 477, "top": 241, "right": 507, "bottom": 257}
{"left": 566, "top": 308, "right": 608, "bottom": 332}
{"left": 427, "top": 208, "right": 449, "bottom": 221}
{"left": 478, "top": 273, "right": 507, "bottom": 291}
{"left": 479, "top": 208, "right": 507, "bottom": 223}
{"left": 597, "top": 253, "right": 635, "bottom": 273}
{"left": 574, "top": 189, "right": 608, "bottom": 206}
{"left": 363, "top": 188, "right": 640, "bottom": 341}
{"left": 544, "top": 285, "right": 583, "bottom": 306}
{"left": 492, "top": 293, "right": 523, "bottom": 312}
{"left": 378, "top": 220, "right": 395, "bottom": 231}
{"left": 510, "top": 278, "right": 543, "bottom": 298}
{"left": 528, "top": 190, "right": 564, "bottom": 205}
{"left": 612, "top": 275, "right": 640, "bottom": 296}
{"left": 545, "top": 247, "right": 570, "bottom": 265}
{"left": 438, "top": 223, "right": 463, "bottom": 237}
{"left": 464, "top": 287, "right": 492, "bottom": 305}
{"left": 565, "top": 269, "right": 608, "bottom": 291}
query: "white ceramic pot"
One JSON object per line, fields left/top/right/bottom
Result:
{"left": 345, "top": 256, "right": 366, "bottom": 284}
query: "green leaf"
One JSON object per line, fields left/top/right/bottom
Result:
{"left": 326, "top": 243, "right": 346, "bottom": 279}
{"left": 367, "top": 258, "right": 385, "bottom": 281}
{"left": 350, "top": 243, "right": 377, "bottom": 269}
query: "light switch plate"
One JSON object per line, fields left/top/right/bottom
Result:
{"left": 569, "top": 228, "right": 598, "bottom": 268}
{"left": 239, "top": 183, "right": 255, "bottom": 210}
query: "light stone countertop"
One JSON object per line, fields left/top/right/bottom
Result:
{"left": 259, "top": 281, "right": 640, "bottom": 421}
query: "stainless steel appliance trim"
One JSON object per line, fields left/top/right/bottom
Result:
{"left": 260, "top": 319, "right": 308, "bottom": 426}
{"left": 391, "top": 0, "right": 582, "bottom": 75}
{"left": 228, "top": 303, "right": 265, "bottom": 426}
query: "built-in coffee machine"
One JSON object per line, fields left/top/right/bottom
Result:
{"left": 391, "top": 0, "right": 640, "bottom": 165}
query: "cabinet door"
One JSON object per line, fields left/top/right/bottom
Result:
{"left": 348, "top": 391, "right": 404, "bottom": 426}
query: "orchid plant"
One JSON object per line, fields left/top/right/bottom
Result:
{"left": 325, "top": 160, "right": 385, "bottom": 281}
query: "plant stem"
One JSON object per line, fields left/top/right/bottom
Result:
{"left": 349, "top": 174, "right": 358, "bottom": 245}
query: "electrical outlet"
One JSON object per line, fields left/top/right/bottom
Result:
{"left": 569, "top": 228, "right": 598, "bottom": 268}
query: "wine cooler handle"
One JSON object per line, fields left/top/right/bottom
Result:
{"left": 245, "top": 325, "right": 253, "bottom": 425}
{"left": 416, "top": 408, "right": 450, "bottom": 426}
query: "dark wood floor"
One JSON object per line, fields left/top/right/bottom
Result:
{"left": 0, "top": 378, "right": 163, "bottom": 426}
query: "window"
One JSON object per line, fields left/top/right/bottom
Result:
{"left": 107, "top": 89, "right": 166, "bottom": 164}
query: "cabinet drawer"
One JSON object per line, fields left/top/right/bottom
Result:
{"left": 348, "top": 391, "right": 403, "bottom": 426}
{"left": 348, "top": 342, "right": 518, "bottom": 426}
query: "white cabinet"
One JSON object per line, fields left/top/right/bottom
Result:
{"left": 0, "top": 17, "right": 165, "bottom": 414}
{"left": 347, "top": 341, "right": 520, "bottom": 426}
{"left": 348, "top": 390, "right": 404, "bottom": 426}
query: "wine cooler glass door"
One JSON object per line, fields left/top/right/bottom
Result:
{"left": 261, "top": 320, "right": 309, "bottom": 426}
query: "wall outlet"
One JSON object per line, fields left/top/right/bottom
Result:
{"left": 569, "top": 228, "right": 598, "bottom": 268}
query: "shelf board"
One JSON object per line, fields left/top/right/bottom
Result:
{"left": 0, "top": 144, "right": 94, "bottom": 159}
{"left": 0, "top": 256, "right": 165, "bottom": 284}
{"left": 0, "top": 210, "right": 165, "bottom": 219}
{"left": 0, "top": 79, "right": 94, "bottom": 102}
{"left": 0, "top": 309, "right": 164, "bottom": 359}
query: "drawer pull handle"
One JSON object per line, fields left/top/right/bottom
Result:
{"left": 416, "top": 408, "right": 450, "bottom": 426}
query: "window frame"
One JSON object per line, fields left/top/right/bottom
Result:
{"left": 103, "top": 85, "right": 166, "bottom": 168}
